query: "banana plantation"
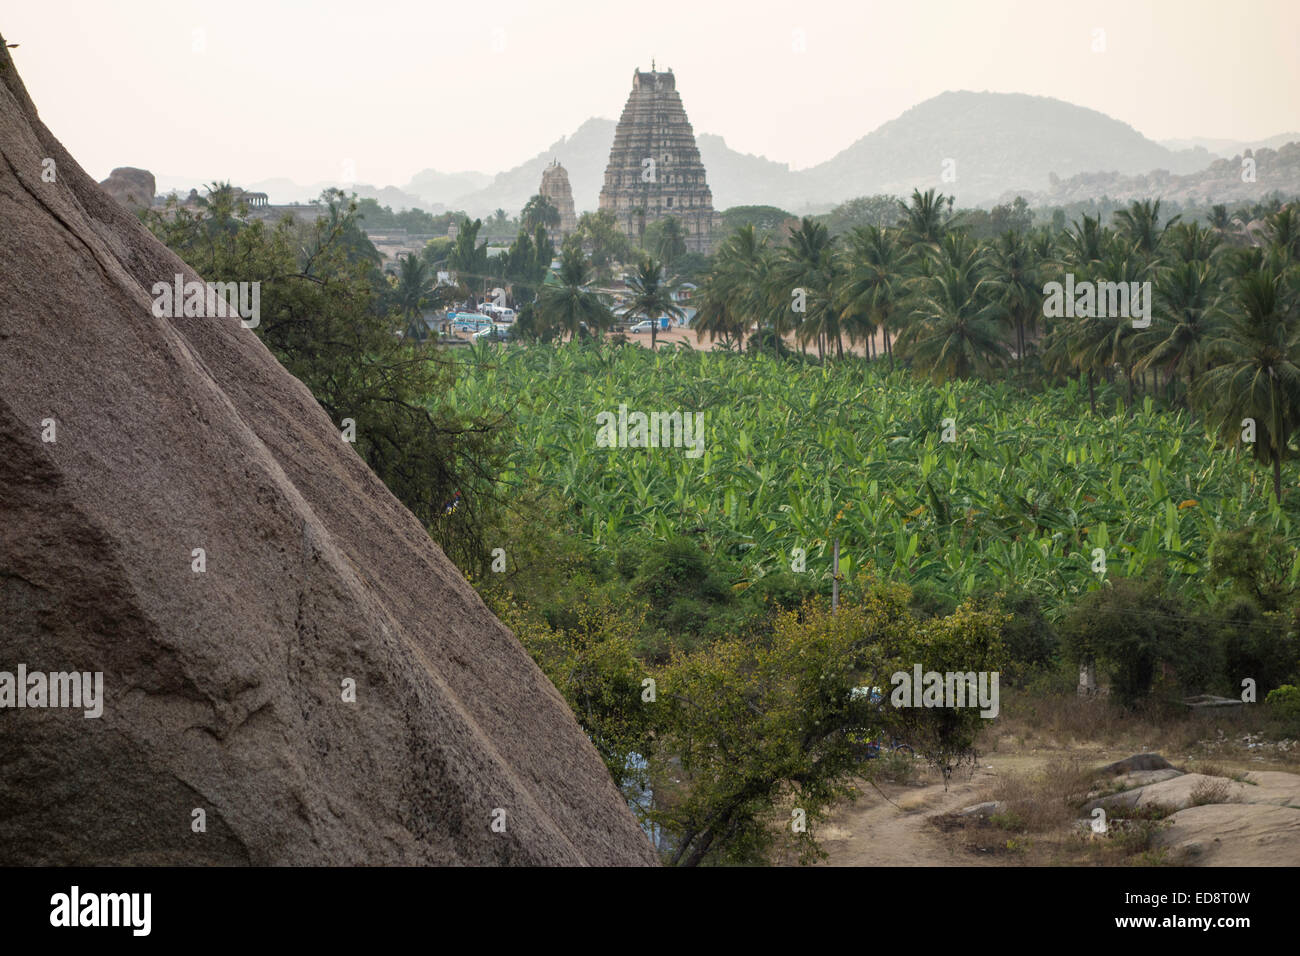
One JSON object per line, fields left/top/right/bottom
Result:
{"left": 448, "top": 342, "right": 1300, "bottom": 615}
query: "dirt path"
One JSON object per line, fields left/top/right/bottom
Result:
{"left": 814, "top": 753, "right": 1050, "bottom": 867}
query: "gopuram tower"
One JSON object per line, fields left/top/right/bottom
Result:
{"left": 538, "top": 160, "right": 578, "bottom": 239}
{"left": 599, "top": 66, "right": 719, "bottom": 254}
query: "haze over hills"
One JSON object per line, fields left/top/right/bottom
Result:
{"left": 796, "top": 91, "right": 1216, "bottom": 206}
{"left": 435, "top": 91, "right": 1296, "bottom": 215}
{"left": 151, "top": 92, "right": 1299, "bottom": 217}
{"left": 1159, "top": 133, "right": 1300, "bottom": 158}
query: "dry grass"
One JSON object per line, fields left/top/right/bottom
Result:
{"left": 1190, "top": 777, "right": 1235, "bottom": 806}
{"left": 988, "top": 756, "right": 1095, "bottom": 832}
{"left": 985, "top": 686, "right": 1300, "bottom": 770}
{"left": 931, "top": 752, "right": 1180, "bottom": 865}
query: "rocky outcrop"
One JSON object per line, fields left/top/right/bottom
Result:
{"left": 98, "top": 165, "right": 155, "bottom": 212}
{"left": 0, "top": 35, "right": 656, "bottom": 866}
{"left": 1157, "top": 804, "right": 1300, "bottom": 865}
{"left": 1099, "top": 753, "right": 1173, "bottom": 775}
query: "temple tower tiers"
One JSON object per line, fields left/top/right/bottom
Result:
{"left": 598, "top": 67, "right": 720, "bottom": 254}
{"left": 539, "top": 160, "right": 578, "bottom": 238}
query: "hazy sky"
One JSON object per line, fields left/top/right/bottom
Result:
{"left": 6, "top": 0, "right": 1298, "bottom": 187}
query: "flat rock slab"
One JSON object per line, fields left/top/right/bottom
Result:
{"left": 1113, "top": 768, "right": 1184, "bottom": 789}
{"left": 1085, "top": 774, "right": 1248, "bottom": 813}
{"left": 1099, "top": 753, "right": 1173, "bottom": 775}
{"left": 1085, "top": 770, "right": 1300, "bottom": 814}
{"left": 1241, "top": 771, "right": 1300, "bottom": 808}
{"left": 1156, "top": 804, "right": 1300, "bottom": 865}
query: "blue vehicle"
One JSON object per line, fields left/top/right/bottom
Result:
{"left": 846, "top": 686, "right": 914, "bottom": 760}
{"left": 449, "top": 312, "right": 492, "bottom": 333}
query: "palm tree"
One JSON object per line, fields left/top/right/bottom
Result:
{"left": 655, "top": 216, "right": 688, "bottom": 269}
{"left": 695, "top": 225, "right": 769, "bottom": 350}
{"left": 1165, "top": 222, "right": 1221, "bottom": 264}
{"left": 897, "top": 188, "right": 957, "bottom": 249}
{"left": 1195, "top": 265, "right": 1300, "bottom": 502}
{"left": 987, "top": 229, "right": 1043, "bottom": 373}
{"left": 395, "top": 253, "right": 435, "bottom": 343}
{"left": 535, "top": 244, "right": 613, "bottom": 343}
{"left": 626, "top": 256, "right": 685, "bottom": 350}
{"left": 1132, "top": 258, "right": 1220, "bottom": 403}
{"left": 1264, "top": 206, "right": 1300, "bottom": 263}
{"left": 1065, "top": 241, "right": 1152, "bottom": 409}
{"left": 521, "top": 194, "right": 560, "bottom": 234}
{"left": 1113, "top": 199, "right": 1180, "bottom": 260}
{"left": 837, "top": 225, "right": 907, "bottom": 367}
{"left": 1210, "top": 204, "right": 1231, "bottom": 238}
{"left": 895, "top": 233, "right": 1009, "bottom": 381}
{"left": 771, "top": 218, "right": 842, "bottom": 357}
{"left": 448, "top": 217, "right": 489, "bottom": 293}
{"left": 1058, "top": 214, "right": 1109, "bottom": 268}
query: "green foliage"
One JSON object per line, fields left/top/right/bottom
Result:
{"left": 1265, "top": 684, "right": 1300, "bottom": 720}
{"left": 1208, "top": 527, "right": 1298, "bottom": 612}
{"left": 534, "top": 244, "right": 614, "bottom": 341}
{"left": 1058, "top": 577, "right": 1203, "bottom": 706}
{"left": 641, "top": 216, "right": 687, "bottom": 269}
{"left": 816, "top": 195, "right": 900, "bottom": 237}
{"left": 961, "top": 197, "right": 1033, "bottom": 239}
{"left": 355, "top": 197, "right": 460, "bottom": 235}
{"left": 495, "top": 594, "right": 654, "bottom": 784}
{"left": 624, "top": 256, "right": 685, "bottom": 349}
{"left": 630, "top": 538, "right": 740, "bottom": 654}
{"left": 720, "top": 204, "right": 795, "bottom": 237}
{"left": 451, "top": 344, "right": 1300, "bottom": 618}
{"left": 650, "top": 581, "right": 1005, "bottom": 865}
{"left": 520, "top": 194, "right": 560, "bottom": 235}
{"left": 981, "top": 589, "right": 1058, "bottom": 680}
{"left": 575, "top": 209, "right": 631, "bottom": 278}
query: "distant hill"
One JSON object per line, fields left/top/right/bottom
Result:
{"left": 1015, "top": 141, "right": 1300, "bottom": 207}
{"left": 1160, "top": 133, "right": 1300, "bottom": 159}
{"left": 152, "top": 92, "right": 1299, "bottom": 218}
{"left": 448, "top": 117, "right": 618, "bottom": 218}
{"left": 404, "top": 169, "right": 492, "bottom": 207}
{"left": 796, "top": 91, "right": 1214, "bottom": 206}
{"left": 444, "top": 91, "right": 1251, "bottom": 217}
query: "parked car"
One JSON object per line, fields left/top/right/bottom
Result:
{"left": 473, "top": 324, "right": 512, "bottom": 342}
{"left": 629, "top": 320, "right": 654, "bottom": 333}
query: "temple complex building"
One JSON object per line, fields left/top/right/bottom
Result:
{"left": 599, "top": 67, "right": 719, "bottom": 254}
{"left": 538, "top": 160, "right": 578, "bottom": 239}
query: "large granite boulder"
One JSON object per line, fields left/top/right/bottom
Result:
{"left": 0, "top": 35, "right": 656, "bottom": 867}
{"left": 98, "top": 165, "right": 156, "bottom": 212}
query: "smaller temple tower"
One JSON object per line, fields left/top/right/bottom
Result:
{"left": 539, "top": 160, "right": 578, "bottom": 239}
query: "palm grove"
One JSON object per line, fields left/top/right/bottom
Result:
{"left": 694, "top": 190, "right": 1300, "bottom": 502}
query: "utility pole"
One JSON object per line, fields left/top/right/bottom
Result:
{"left": 831, "top": 538, "right": 840, "bottom": 613}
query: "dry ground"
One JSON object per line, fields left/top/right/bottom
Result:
{"left": 801, "top": 696, "right": 1300, "bottom": 867}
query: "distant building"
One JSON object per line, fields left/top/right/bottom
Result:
{"left": 599, "top": 67, "right": 719, "bottom": 253}
{"left": 538, "top": 160, "right": 578, "bottom": 239}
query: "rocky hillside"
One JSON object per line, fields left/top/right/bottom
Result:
{"left": 0, "top": 36, "right": 657, "bottom": 867}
